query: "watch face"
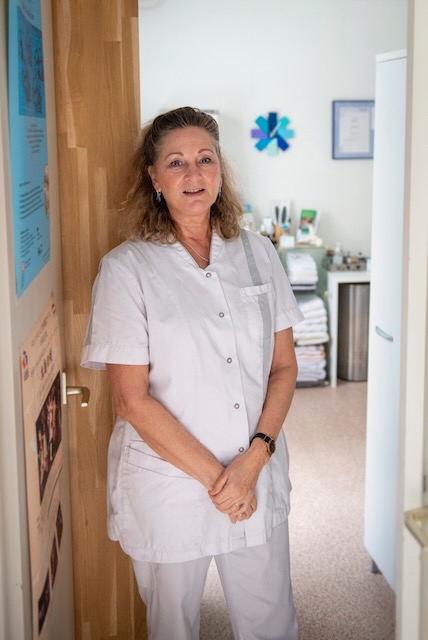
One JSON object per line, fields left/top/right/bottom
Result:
{"left": 268, "top": 440, "right": 276, "bottom": 454}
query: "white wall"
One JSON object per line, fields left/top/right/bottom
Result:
{"left": 139, "top": 0, "right": 406, "bottom": 256}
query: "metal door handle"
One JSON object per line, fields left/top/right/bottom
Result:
{"left": 375, "top": 325, "right": 394, "bottom": 342}
{"left": 61, "top": 372, "right": 90, "bottom": 407}
{"left": 65, "top": 386, "right": 90, "bottom": 407}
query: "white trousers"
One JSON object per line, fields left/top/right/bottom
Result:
{"left": 132, "top": 521, "right": 298, "bottom": 640}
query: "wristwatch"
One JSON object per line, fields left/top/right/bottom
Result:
{"left": 250, "top": 433, "right": 276, "bottom": 456}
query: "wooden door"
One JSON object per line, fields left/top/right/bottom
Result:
{"left": 51, "top": 2, "right": 147, "bottom": 638}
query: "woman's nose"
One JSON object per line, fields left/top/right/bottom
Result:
{"left": 185, "top": 162, "right": 201, "bottom": 178}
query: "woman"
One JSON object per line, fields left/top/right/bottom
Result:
{"left": 81, "top": 106, "right": 303, "bottom": 640}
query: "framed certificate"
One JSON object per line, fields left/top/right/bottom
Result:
{"left": 332, "top": 100, "right": 375, "bottom": 159}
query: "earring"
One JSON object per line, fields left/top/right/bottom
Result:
{"left": 156, "top": 191, "right": 162, "bottom": 204}
{"left": 217, "top": 187, "right": 222, "bottom": 199}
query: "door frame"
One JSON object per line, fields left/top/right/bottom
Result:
{"left": 0, "top": 1, "right": 75, "bottom": 637}
{"left": 0, "top": 4, "right": 32, "bottom": 636}
{"left": 397, "top": 0, "right": 428, "bottom": 637}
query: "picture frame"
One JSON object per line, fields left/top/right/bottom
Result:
{"left": 296, "top": 209, "right": 321, "bottom": 244}
{"left": 332, "top": 100, "right": 375, "bottom": 159}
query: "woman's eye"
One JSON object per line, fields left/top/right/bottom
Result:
{"left": 200, "top": 157, "right": 212, "bottom": 164}
{"left": 169, "top": 159, "right": 181, "bottom": 167}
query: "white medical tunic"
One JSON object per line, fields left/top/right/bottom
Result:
{"left": 81, "top": 229, "right": 303, "bottom": 563}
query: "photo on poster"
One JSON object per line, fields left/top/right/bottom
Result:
{"left": 38, "top": 572, "right": 50, "bottom": 634}
{"left": 50, "top": 535, "right": 58, "bottom": 588}
{"left": 35, "top": 371, "right": 62, "bottom": 503}
{"left": 55, "top": 503, "right": 63, "bottom": 548}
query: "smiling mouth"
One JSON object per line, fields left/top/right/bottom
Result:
{"left": 184, "top": 188, "right": 204, "bottom": 194}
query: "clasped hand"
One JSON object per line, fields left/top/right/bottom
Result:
{"left": 208, "top": 452, "right": 262, "bottom": 524}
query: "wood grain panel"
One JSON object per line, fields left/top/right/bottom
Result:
{"left": 51, "top": 2, "right": 146, "bottom": 638}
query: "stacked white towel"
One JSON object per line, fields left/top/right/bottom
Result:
{"left": 293, "top": 294, "right": 329, "bottom": 346}
{"left": 295, "top": 345, "right": 327, "bottom": 383}
{"left": 286, "top": 252, "right": 318, "bottom": 290}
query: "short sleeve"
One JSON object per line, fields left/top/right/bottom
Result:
{"left": 80, "top": 256, "right": 150, "bottom": 370}
{"left": 266, "top": 240, "right": 304, "bottom": 332}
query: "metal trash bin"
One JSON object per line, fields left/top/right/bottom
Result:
{"left": 337, "top": 283, "right": 370, "bottom": 381}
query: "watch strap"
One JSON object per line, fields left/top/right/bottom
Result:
{"left": 250, "top": 432, "right": 276, "bottom": 456}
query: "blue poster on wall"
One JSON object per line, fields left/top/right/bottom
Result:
{"left": 8, "top": 0, "right": 50, "bottom": 298}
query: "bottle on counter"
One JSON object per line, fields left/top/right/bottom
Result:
{"left": 332, "top": 242, "right": 343, "bottom": 267}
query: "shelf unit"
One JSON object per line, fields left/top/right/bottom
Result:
{"left": 278, "top": 245, "right": 329, "bottom": 387}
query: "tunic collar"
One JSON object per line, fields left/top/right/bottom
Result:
{"left": 172, "top": 228, "right": 224, "bottom": 270}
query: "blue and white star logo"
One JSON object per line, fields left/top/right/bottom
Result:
{"left": 251, "top": 112, "right": 295, "bottom": 155}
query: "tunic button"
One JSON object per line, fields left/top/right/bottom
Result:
{"left": 205, "top": 272, "right": 212, "bottom": 278}
{"left": 227, "top": 357, "right": 232, "bottom": 364}
{"left": 239, "top": 447, "right": 244, "bottom": 453}
{"left": 234, "top": 403, "right": 240, "bottom": 409}
{"left": 219, "top": 312, "right": 225, "bottom": 318}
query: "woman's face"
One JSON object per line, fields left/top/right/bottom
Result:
{"left": 148, "top": 126, "right": 222, "bottom": 225}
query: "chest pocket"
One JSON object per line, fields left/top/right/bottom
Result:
{"left": 239, "top": 282, "right": 273, "bottom": 297}
{"left": 239, "top": 282, "right": 275, "bottom": 346}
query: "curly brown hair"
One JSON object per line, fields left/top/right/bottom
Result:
{"left": 119, "top": 107, "right": 243, "bottom": 242}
